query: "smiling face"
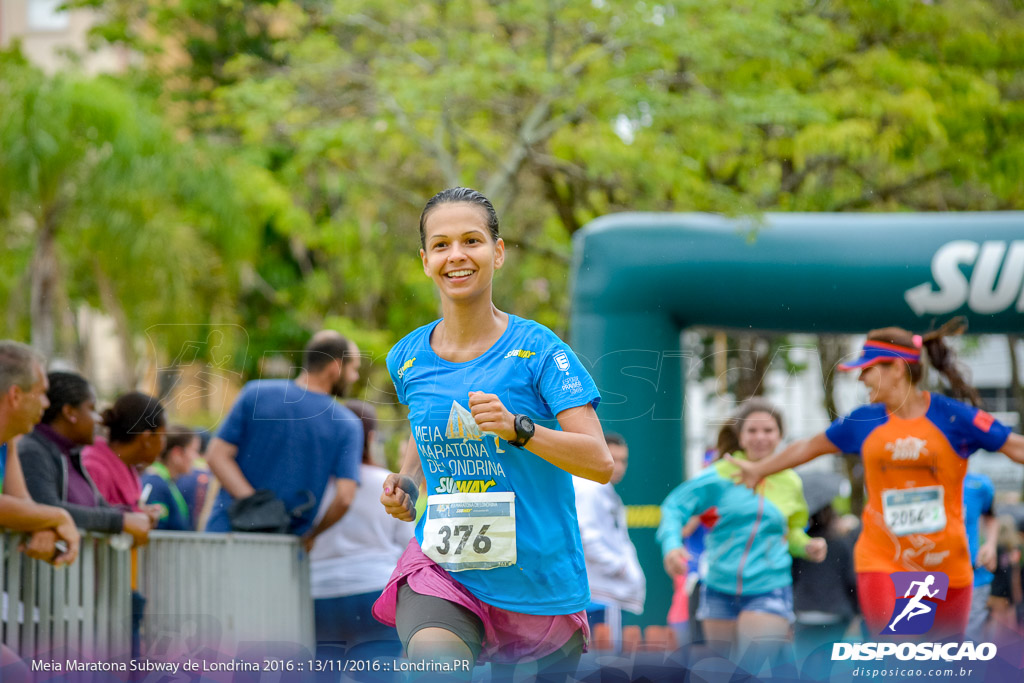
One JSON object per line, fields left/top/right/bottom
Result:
{"left": 420, "top": 202, "right": 505, "bottom": 303}
{"left": 738, "top": 411, "right": 782, "bottom": 462}
{"left": 858, "top": 361, "right": 908, "bottom": 406}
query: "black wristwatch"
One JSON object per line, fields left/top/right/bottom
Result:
{"left": 509, "top": 414, "right": 535, "bottom": 448}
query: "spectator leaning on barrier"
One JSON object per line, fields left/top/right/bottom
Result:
{"left": 18, "top": 372, "right": 152, "bottom": 545}
{"left": 82, "top": 391, "right": 167, "bottom": 659}
{"left": 83, "top": 392, "right": 167, "bottom": 519}
{"left": 204, "top": 331, "right": 363, "bottom": 544}
{"left": 0, "top": 341, "right": 80, "bottom": 566}
{"left": 141, "top": 425, "right": 198, "bottom": 531}
{"left": 572, "top": 432, "right": 646, "bottom": 651}
{"left": 0, "top": 345, "right": 77, "bottom": 683}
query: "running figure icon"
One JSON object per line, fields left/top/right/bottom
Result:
{"left": 888, "top": 574, "right": 939, "bottom": 632}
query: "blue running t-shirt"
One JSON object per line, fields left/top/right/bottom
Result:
{"left": 387, "top": 314, "right": 600, "bottom": 615}
{"left": 206, "top": 380, "right": 363, "bottom": 535}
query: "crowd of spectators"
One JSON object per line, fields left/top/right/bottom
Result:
{"left": 0, "top": 332, "right": 385, "bottom": 669}
{"left": 5, "top": 330, "right": 1022, "bottom": 676}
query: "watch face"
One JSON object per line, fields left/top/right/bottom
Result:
{"left": 515, "top": 414, "right": 535, "bottom": 442}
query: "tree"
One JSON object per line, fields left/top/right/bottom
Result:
{"left": 70, "top": 0, "right": 1024, "bottom": 397}
{"left": 0, "top": 50, "right": 280, "bottom": 385}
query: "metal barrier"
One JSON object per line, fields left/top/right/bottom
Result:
{"left": 0, "top": 531, "right": 312, "bottom": 661}
{"left": 0, "top": 532, "right": 132, "bottom": 659}
{"left": 137, "top": 532, "right": 315, "bottom": 656}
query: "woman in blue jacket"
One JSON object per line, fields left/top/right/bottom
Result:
{"left": 657, "top": 399, "right": 826, "bottom": 663}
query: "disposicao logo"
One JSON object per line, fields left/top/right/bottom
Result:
{"left": 885, "top": 571, "right": 948, "bottom": 636}
{"left": 831, "top": 571, "right": 998, "bottom": 663}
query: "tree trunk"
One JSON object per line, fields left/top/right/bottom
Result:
{"left": 29, "top": 217, "right": 59, "bottom": 358}
{"left": 94, "top": 265, "right": 139, "bottom": 389}
{"left": 818, "top": 334, "right": 865, "bottom": 516}
{"left": 714, "top": 331, "right": 729, "bottom": 397}
{"left": 734, "top": 334, "right": 772, "bottom": 401}
{"left": 817, "top": 335, "right": 846, "bottom": 421}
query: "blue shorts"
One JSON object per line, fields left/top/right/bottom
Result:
{"left": 696, "top": 583, "right": 794, "bottom": 623}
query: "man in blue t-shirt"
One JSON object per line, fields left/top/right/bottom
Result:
{"left": 205, "top": 332, "right": 363, "bottom": 543}
{"left": 963, "top": 471, "right": 997, "bottom": 641}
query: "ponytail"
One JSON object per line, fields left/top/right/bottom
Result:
{"left": 102, "top": 392, "right": 166, "bottom": 443}
{"left": 866, "top": 317, "right": 980, "bottom": 406}
{"left": 920, "top": 318, "right": 980, "bottom": 406}
{"left": 715, "top": 423, "right": 740, "bottom": 459}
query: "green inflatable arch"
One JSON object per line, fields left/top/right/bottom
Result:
{"left": 569, "top": 211, "right": 1024, "bottom": 628}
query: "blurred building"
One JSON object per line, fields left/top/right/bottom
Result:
{"left": 0, "top": 0, "right": 127, "bottom": 73}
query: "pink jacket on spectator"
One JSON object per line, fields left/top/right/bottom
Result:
{"left": 83, "top": 437, "right": 142, "bottom": 512}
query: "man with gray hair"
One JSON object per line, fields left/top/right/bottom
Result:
{"left": 0, "top": 341, "right": 80, "bottom": 566}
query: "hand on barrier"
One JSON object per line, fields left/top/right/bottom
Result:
{"left": 20, "top": 529, "right": 58, "bottom": 563}
{"left": 49, "top": 510, "right": 80, "bottom": 565}
{"left": 381, "top": 473, "right": 419, "bottom": 522}
{"left": 123, "top": 512, "right": 152, "bottom": 547}
{"left": 141, "top": 504, "right": 163, "bottom": 526}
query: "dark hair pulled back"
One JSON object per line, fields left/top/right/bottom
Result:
{"left": 41, "top": 371, "right": 93, "bottom": 425}
{"left": 102, "top": 392, "right": 166, "bottom": 444}
{"left": 866, "top": 317, "right": 979, "bottom": 406}
{"left": 419, "top": 187, "right": 500, "bottom": 249}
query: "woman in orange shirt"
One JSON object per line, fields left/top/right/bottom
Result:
{"left": 731, "top": 322, "right": 1024, "bottom": 638}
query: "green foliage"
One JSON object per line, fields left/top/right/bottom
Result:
{"left": 0, "top": 49, "right": 283, "bottom": 379}
{"left": 33, "top": 0, "right": 1024, "bottom": 398}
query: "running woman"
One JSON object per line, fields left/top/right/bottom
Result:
{"left": 658, "top": 399, "right": 826, "bottom": 664}
{"left": 730, "top": 322, "right": 1024, "bottom": 638}
{"left": 888, "top": 575, "right": 939, "bottom": 632}
{"left": 374, "top": 187, "right": 613, "bottom": 680}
